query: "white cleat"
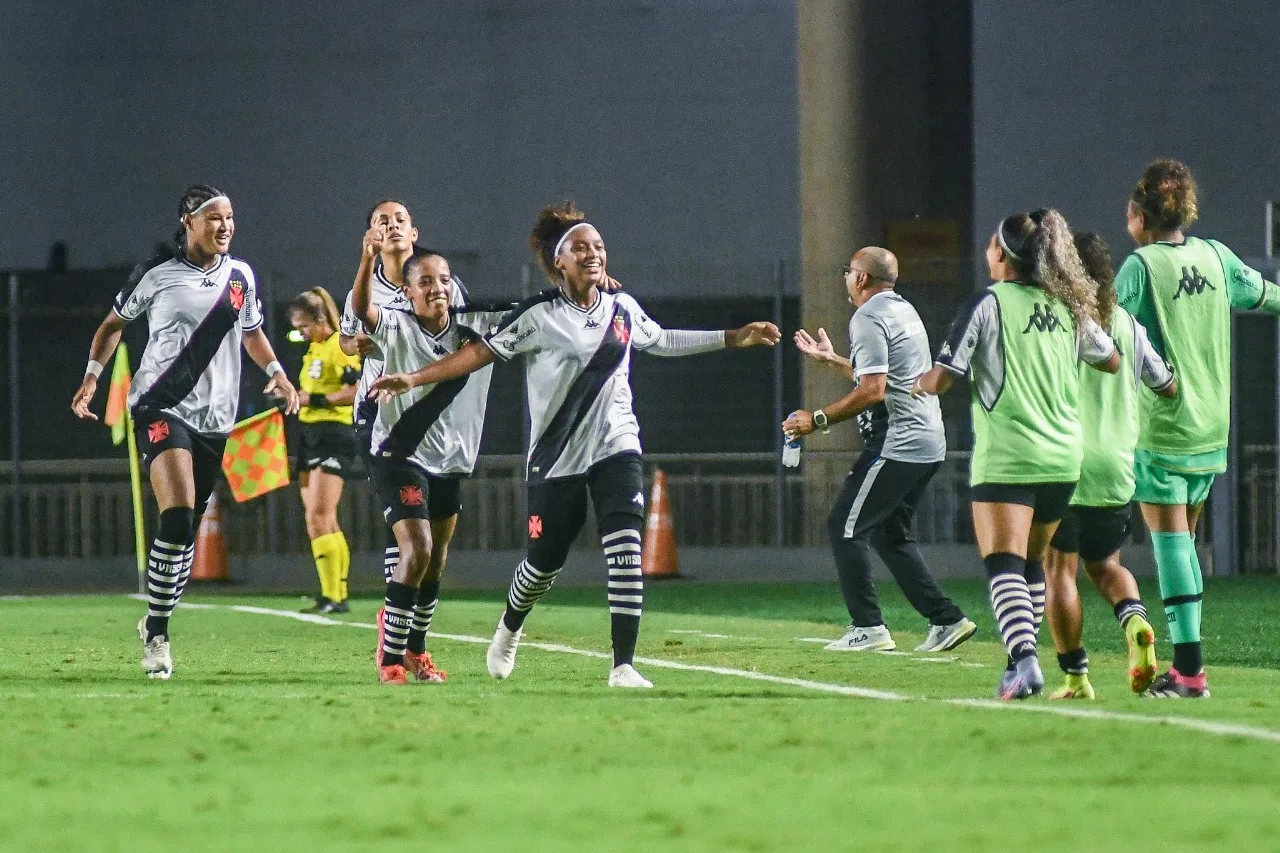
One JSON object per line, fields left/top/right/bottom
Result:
{"left": 486, "top": 619, "right": 521, "bottom": 679}
{"left": 608, "top": 664, "right": 653, "bottom": 688}
{"left": 915, "top": 618, "right": 978, "bottom": 653}
{"left": 824, "top": 624, "right": 896, "bottom": 652}
{"left": 137, "top": 618, "right": 172, "bottom": 680}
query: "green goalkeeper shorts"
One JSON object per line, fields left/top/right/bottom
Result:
{"left": 1133, "top": 450, "right": 1218, "bottom": 507}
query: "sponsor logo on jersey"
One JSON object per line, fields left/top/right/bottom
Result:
{"left": 1022, "top": 303, "right": 1063, "bottom": 334}
{"left": 502, "top": 327, "right": 535, "bottom": 351}
{"left": 613, "top": 315, "right": 630, "bottom": 344}
{"left": 432, "top": 344, "right": 447, "bottom": 356}
{"left": 400, "top": 485, "right": 424, "bottom": 507}
{"left": 147, "top": 420, "right": 170, "bottom": 444}
{"left": 199, "top": 278, "right": 217, "bottom": 288}
{"left": 939, "top": 342, "right": 952, "bottom": 358}
{"left": 1173, "top": 265, "right": 1215, "bottom": 300}
{"left": 528, "top": 515, "right": 543, "bottom": 539}
{"left": 584, "top": 319, "right": 600, "bottom": 329}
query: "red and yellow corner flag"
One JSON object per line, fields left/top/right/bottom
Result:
{"left": 103, "top": 343, "right": 132, "bottom": 445}
{"left": 221, "top": 409, "right": 291, "bottom": 502}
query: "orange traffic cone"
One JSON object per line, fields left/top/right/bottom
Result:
{"left": 641, "top": 469, "right": 681, "bottom": 579}
{"left": 191, "top": 491, "right": 231, "bottom": 582}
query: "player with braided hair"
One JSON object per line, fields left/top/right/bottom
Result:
{"left": 72, "top": 184, "right": 299, "bottom": 679}
{"left": 913, "top": 208, "right": 1120, "bottom": 700}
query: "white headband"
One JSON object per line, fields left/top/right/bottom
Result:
{"left": 552, "top": 222, "right": 594, "bottom": 259}
{"left": 185, "top": 195, "right": 231, "bottom": 219}
{"left": 995, "top": 219, "right": 1027, "bottom": 263}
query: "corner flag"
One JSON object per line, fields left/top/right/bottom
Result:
{"left": 103, "top": 343, "right": 132, "bottom": 445}
{"left": 221, "top": 409, "right": 291, "bottom": 502}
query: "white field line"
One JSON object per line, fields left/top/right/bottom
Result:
{"left": 128, "top": 598, "right": 1280, "bottom": 744}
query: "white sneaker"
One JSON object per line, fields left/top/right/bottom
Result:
{"left": 608, "top": 664, "right": 653, "bottom": 688}
{"left": 137, "top": 618, "right": 172, "bottom": 680}
{"left": 915, "top": 618, "right": 978, "bottom": 653}
{"left": 486, "top": 619, "right": 521, "bottom": 679}
{"left": 824, "top": 624, "right": 895, "bottom": 652}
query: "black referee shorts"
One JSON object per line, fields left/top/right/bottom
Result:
{"left": 1050, "top": 504, "right": 1133, "bottom": 562}
{"left": 296, "top": 421, "right": 361, "bottom": 479}
{"left": 131, "top": 407, "right": 227, "bottom": 518}
{"left": 370, "top": 457, "right": 463, "bottom": 525}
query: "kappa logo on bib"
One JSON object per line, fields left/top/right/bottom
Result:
{"left": 1022, "top": 303, "right": 1063, "bottom": 334}
{"left": 1173, "top": 265, "right": 1215, "bottom": 300}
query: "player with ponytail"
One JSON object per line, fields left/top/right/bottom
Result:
{"left": 290, "top": 286, "right": 362, "bottom": 614}
{"left": 913, "top": 208, "right": 1120, "bottom": 700}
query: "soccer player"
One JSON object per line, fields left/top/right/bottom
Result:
{"left": 371, "top": 201, "right": 781, "bottom": 688}
{"left": 785, "top": 247, "right": 975, "bottom": 653}
{"left": 913, "top": 209, "right": 1119, "bottom": 700}
{"left": 71, "top": 184, "right": 300, "bottom": 679}
{"left": 351, "top": 235, "right": 511, "bottom": 685}
{"left": 289, "top": 286, "right": 362, "bottom": 615}
{"left": 1116, "top": 159, "right": 1280, "bottom": 698}
{"left": 1043, "top": 232, "right": 1176, "bottom": 699}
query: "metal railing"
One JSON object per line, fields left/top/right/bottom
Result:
{"left": 1, "top": 449, "right": 1274, "bottom": 572}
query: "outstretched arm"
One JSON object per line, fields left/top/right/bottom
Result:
{"left": 794, "top": 328, "right": 854, "bottom": 380}
{"left": 71, "top": 311, "right": 128, "bottom": 420}
{"left": 369, "top": 340, "right": 496, "bottom": 401}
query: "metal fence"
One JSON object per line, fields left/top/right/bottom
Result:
{"left": 4, "top": 449, "right": 1276, "bottom": 572}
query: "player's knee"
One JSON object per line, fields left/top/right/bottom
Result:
{"left": 157, "top": 507, "right": 195, "bottom": 546}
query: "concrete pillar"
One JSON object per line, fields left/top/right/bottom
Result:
{"left": 798, "top": 0, "right": 867, "bottom": 542}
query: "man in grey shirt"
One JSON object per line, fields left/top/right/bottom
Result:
{"left": 785, "top": 247, "right": 975, "bottom": 653}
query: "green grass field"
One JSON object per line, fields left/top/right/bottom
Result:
{"left": 3, "top": 577, "right": 1280, "bottom": 852}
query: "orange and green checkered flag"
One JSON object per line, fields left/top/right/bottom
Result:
{"left": 221, "top": 409, "right": 291, "bottom": 502}
{"left": 103, "top": 343, "right": 132, "bottom": 445}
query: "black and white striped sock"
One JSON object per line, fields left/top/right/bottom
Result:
{"left": 1057, "top": 646, "right": 1089, "bottom": 676}
{"left": 382, "top": 545, "right": 400, "bottom": 584}
{"left": 406, "top": 579, "right": 440, "bottom": 654}
{"left": 1025, "top": 558, "right": 1046, "bottom": 636}
{"left": 380, "top": 581, "right": 417, "bottom": 666}
{"left": 985, "top": 552, "right": 1037, "bottom": 660}
{"left": 173, "top": 543, "right": 195, "bottom": 602}
{"left": 1114, "top": 598, "right": 1147, "bottom": 628}
{"left": 502, "top": 560, "right": 560, "bottom": 632}
{"left": 144, "top": 537, "right": 185, "bottom": 639}
{"left": 603, "top": 526, "right": 644, "bottom": 667}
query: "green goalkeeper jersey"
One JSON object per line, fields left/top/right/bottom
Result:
{"left": 1115, "top": 236, "right": 1280, "bottom": 471}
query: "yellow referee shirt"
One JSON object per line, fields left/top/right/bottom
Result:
{"left": 298, "top": 333, "right": 361, "bottom": 424}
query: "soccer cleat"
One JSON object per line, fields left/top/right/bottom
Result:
{"left": 374, "top": 607, "right": 386, "bottom": 669}
{"left": 1124, "top": 614, "right": 1158, "bottom": 693}
{"left": 137, "top": 618, "right": 172, "bottom": 681}
{"left": 824, "top": 624, "right": 896, "bottom": 652}
{"left": 1047, "top": 673, "right": 1096, "bottom": 700}
{"left": 608, "top": 664, "right": 653, "bottom": 688}
{"left": 404, "top": 650, "right": 447, "bottom": 683}
{"left": 1144, "top": 668, "right": 1210, "bottom": 699}
{"left": 378, "top": 664, "right": 409, "bottom": 685}
{"left": 999, "top": 655, "right": 1044, "bottom": 701}
{"left": 915, "top": 618, "right": 978, "bottom": 652}
{"left": 487, "top": 619, "right": 522, "bottom": 679}
{"left": 329, "top": 600, "right": 350, "bottom": 614}
{"left": 301, "top": 597, "right": 333, "bottom": 614}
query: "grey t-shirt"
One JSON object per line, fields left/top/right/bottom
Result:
{"left": 847, "top": 290, "right": 946, "bottom": 463}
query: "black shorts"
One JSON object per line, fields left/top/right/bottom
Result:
{"left": 131, "top": 408, "right": 227, "bottom": 517}
{"left": 971, "top": 481, "right": 1076, "bottom": 524}
{"left": 353, "top": 399, "right": 377, "bottom": 471}
{"left": 371, "top": 457, "right": 463, "bottom": 525}
{"left": 525, "top": 452, "right": 646, "bottom": 571}
{"left": 1050, "top": 504, "right": 1133, "bottom": 562}
{"left": 296, "top": 421, "right": 361, "bottom": 478}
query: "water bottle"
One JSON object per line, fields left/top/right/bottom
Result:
{"left": 782, "top": 431, "right": 802, "bottom": 469}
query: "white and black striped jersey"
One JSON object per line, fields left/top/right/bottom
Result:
{"left": 339, "top": 261, "right": 470, "bottom": 422}
{"left": 368, "top": 306, "right": 505, "bottom": 476}
{"left": 483, "top": 289, "right": 725, "bottom": 482}
{"left": 114, "top": 253, "right": 263, "bottom": 435}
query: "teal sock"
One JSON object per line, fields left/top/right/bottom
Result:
{"left": 1151, "top": 531, "right": 1201, "bottom": 645}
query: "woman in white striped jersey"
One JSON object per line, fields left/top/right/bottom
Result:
{"left": 72, "top": 184, "right": 299, "bottom": 680}
{"left": 372, "top": 201, "right": 780, "bottom": 688}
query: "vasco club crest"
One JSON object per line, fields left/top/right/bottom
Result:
{"left": 612, "top": 314, "right": 629, "bottom": 345}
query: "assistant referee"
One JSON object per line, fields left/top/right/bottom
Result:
{"left": 786, "top": 247, "right": 974, "bottom": 654}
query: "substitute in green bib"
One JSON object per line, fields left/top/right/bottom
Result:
{"left": 1044, "top": 233, "right": 1176, "bottom": 702}
{"left": 1115, "top": 160, "right": 1280, "bottom": 698}
{"left": 914, "top": 209, "right": 1119, "bottom": 701}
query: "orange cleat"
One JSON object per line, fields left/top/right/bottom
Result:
{"left": 404, "top": 650, "right": 447, "bottom": 683}
{"left": 379, "top": 663, "right": 409, "bottom": 685}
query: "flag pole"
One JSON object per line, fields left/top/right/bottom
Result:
{"left": 125, "top": 406, "right": 147, "bottom": 596}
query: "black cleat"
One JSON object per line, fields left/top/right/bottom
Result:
{"left": 323, "top": 600, "right": 350, "bottom": 615}
{"left": 301, "top": 596, "right": 334, "bottom": 614}
{"left": 1144, "top": 668, "right": 1210, "bottom": 698}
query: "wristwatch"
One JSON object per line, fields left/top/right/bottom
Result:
{"left": 813, "top": 409, "right": 830, "bottom": 434}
